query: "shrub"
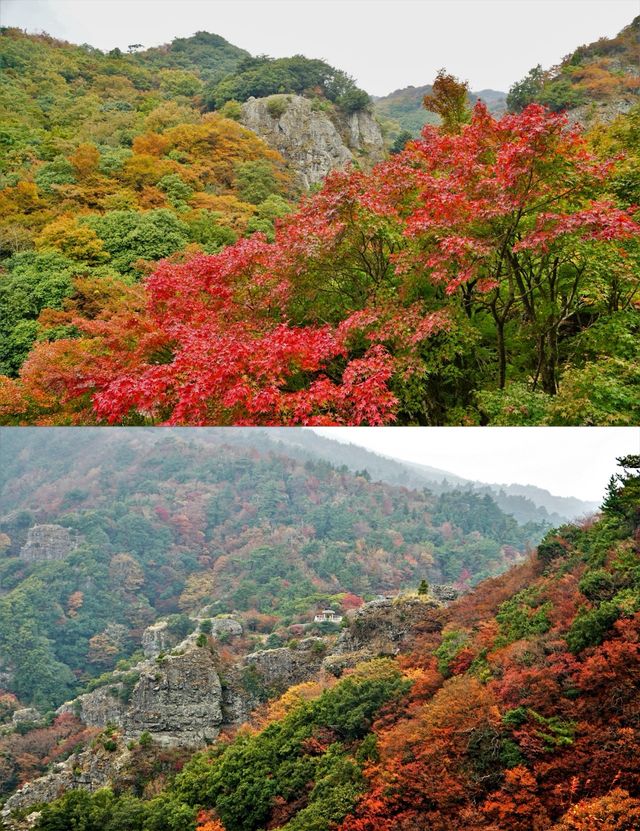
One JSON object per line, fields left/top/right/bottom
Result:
{"left": 219, "top": 99, "right": 243, "bottom": 120}
{"left": 579, "top": 569, "right": 616, "bottom": 602}
{"left": 566, "top": 599, "right": 621, "bottom": 653}
{"left": 266, "top": 96, "right": 288, "bottom": 119}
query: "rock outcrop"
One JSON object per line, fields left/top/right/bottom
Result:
{"left": 240, "top": 94, "right": 385, "bottom": 188}
{"left": 19, "top": 524, "right": 78, "bottom": 562}
{"left": 123, "top": 648, "right": 223, "bottom": 746}
{"left": 141, "top": 621, "right": 174, "bottom": 658}
{"left": 243, "top": 637, "right": 327, "bottom": 694}
{"left": 1, "top": 745, "right": 133, "bottom": 829}
{"left": 324, "top": 596, "right": 442, "bottom": 675}
{"left": 11, "top": 708, "right": 43, "bottom": 727}
{"left": 57, "top": 684, "right": 128, "bottom": 728}
{"left": 567, "top": 96, "right": 638, "bottom": 126}
{"left": 2, "top": 598, "right": 448, "bottom": 822}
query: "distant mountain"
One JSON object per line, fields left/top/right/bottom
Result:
{"left": 184, "top": 428, "right": 597, "bottom": 525}
{"left": 0, "top": 427, "right": 539, "bottom": 710}
{"left": 373, "top": 84, "right": 507, "bottom": 137}
{"left": 12, "top": 456, "right": 639, "bottom": 830}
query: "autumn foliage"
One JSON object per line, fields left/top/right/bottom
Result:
{"left": 20, "top": 458, "right": 640, "bottom": 831}
{"left": 3, "top": 98, "right": 638, "bottom": 425}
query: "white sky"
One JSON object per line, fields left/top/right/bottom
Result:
{"left": 310, "top": 427, "right": 640, "bottom": 502}
{"left": 2, "top": 0, "right": 636, "bottom": 95}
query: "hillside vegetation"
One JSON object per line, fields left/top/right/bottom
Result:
{"left": 507, "top": 16, "right": 640, "bottom": 115}
{"left": 0, "top": 28, "right": 370, "bottom": 382}
{"left": 0, "top": 429, "right": 541, "bottom": 711}
{"left": 0, "top": 25, "right": 638, "bottom": 426}
{"left": 15, "top": 455, "right": 639, "bottom": 830}
{"left": 374, "top": 84, "right": 506, "bottom": 140}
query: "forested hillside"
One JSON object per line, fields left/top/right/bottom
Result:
{"left": 0, "top": 27, "right": 371, "bottom": 382}
{"left": 11, "top": 455, "right": 638, "bottom": 830}
{"left": 0, "top": 429, "right": 541, "bottom": 710}
{"left": 508, "top": 16, "right": 640, "bottom": 117}
{"left": 374, "top": 84, "right": 506, "bottom": 140}
{"left": 0, "top": 22, "right": 638, "bottom": 426}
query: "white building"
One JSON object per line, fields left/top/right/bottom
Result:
{"left": 314, "top": 609, "right": 343, "bottom": 624}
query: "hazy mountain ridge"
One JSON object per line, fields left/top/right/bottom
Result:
{"left": 237, "top": 429, "right": 597, "bottom": 523}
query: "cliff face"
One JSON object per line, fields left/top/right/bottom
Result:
{"left": 123, "top": 649, "right": 223, "bottom": 746}
{"left": 567, "top": 96, "right": 637, "bottom": 126}
{"left": 3, "top": 594, "right": 451, "bottom": 823}
{"left": 324, "top": 596, "right": 442, "bottom": 676}
{"left": 19, "top": 525, "right": 77, "bottom": 562}
{"left": 240, "top": 95, "right": 385, "bottom": 188}
{"left": 243, "top": 637, "right": 327, "bottom": 693}
{"left": 1, "top": 745, "right": 132, "bottom": 827}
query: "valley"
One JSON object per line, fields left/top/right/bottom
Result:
{"left": 0, "top": 434, "right": 637, "bottom": 830}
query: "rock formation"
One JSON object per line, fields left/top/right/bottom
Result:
{"left": 240, "top": 94, "right": 385, "bottom": 188}
{"left": 19, "top": 524, "right": 78, "bottom": 562}
{"left": 141, "top": 621, "right": 173, "bottom": 658}
{"left": 57, "top": 684, "right": 128, "bottom": 728}
{"left": 324, "top": 595, "right": 442, "bottom": 676}
{"left": 2, "top": 595, "right": 453, "bottom": 823}
{"left": 243, "top": 637, "right": 327, "bottom": 694}
{"left": 123, "top": 648, "right": 223, "bottom": 746}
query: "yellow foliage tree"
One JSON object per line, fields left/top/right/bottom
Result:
{"left": 35, "top": 216, "right": 109, "bottom": 263}
{"left": 70, "top": 143, "right": 100, "bottom": 179}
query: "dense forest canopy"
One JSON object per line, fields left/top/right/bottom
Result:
{"left": 0, "top": 22, "right": 638, "bottom": 426}
{"left": 0, "top": 429, "right": 542, "bottom": 710}
{"left": 0, "top": 27, "right": 367, "bottom": 389}
{"left": 9, "top": 454, "right": 638, "bottom": 830}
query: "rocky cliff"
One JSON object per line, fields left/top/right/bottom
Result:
{"left": 240, "top": 94, "right": 385, "bottom": 188}
{"left": 2, "top": 594, "right": 451, "bottom": 824}
{"left": 19, "top": 524, "right": 78, "bottom": 562}
{"left": 324, "top": 595, "right": 442, "bottom": 676}
{"left": 123, "top": 648, "right": 223, "bottom": 746}
{"left": 243, "top": 637, "right": 327, "bottom": 693}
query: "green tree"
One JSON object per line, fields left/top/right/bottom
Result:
{"left": 507, "top": 64, "right": 546, "bottom": 112}
{"left": 235, "top": 160, "right": 279, "bottom": 205}
{"left": 84, "top": 209, "right": 189, "bottom": 273}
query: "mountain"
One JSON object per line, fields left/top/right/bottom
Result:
{"left": 1, "top": 28, "right": 637, "bottom": 427}
{"left": 0, "top": 28, "right": 384, "bottom": 382}
{"left": 507, "top": 16, "right": 640, "bottom": 122}
{"left": 373, "top": 84, "right": 507, "bottom": 137}
{"left": 2, "top": 455, "right": 638, "bottom": 830}
{"left": 230, "top": 428, "right": 597, "bottom": 524}
{"left": 0, "top": 427, "right": 542, "bottom": 712}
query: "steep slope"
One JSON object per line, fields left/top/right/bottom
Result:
{"left": 507, "top": 16, "right": 640, "bottom": 122}
{"left": 5, "top": 455, "right": 637, "bottom": 831}
{"left": 0, "top": 428, "right": 541, "bottom": 711}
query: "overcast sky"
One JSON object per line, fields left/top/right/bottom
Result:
{"left": 310, "top": 427, "right": 640, "bottom": 502}
{"left": 2, "top": 0, "right": 636, "bottom": 95}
